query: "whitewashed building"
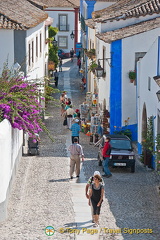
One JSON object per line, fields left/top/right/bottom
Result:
{"left": 0, "top": 0, "right": 49, "bottom": 221}
{"left": 85, "top": 0, "right": 160, "bottom": 169}
{"left": 41, "top": 0, "right": 80, "bottom": 53}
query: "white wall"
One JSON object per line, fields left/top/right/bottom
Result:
{"left": 26, "top": 22, "right": 47, "bottom": 81}
{"left": 0, "top": 119, "right": 23, "bottom": 220}
{"left": 122, "top": 28, "right": 160, "bottom": 125}
{"left": 94, "top": 1, "right": 115, "bottom": 12}
{"left": 97, "top": 40, "right": 111, "bottom": 111}
{"left": 137, "top": 37, "right": 159, "bottom": 144}
{"left": 101, "top": 13, "right": 160, "bottom": 33}
{"left": 0, "top": 30, "right": 14, "bottom": 73}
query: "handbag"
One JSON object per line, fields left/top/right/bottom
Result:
{"left": 63, "top": 117, "right": 67, "bottom": 126}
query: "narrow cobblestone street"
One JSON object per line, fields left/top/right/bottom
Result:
{"left": 0, "top": 58, "right": 160, "bottom": 240}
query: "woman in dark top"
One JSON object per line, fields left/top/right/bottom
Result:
{"left": 88, "top": 174, "right": 104, "bottom": 227}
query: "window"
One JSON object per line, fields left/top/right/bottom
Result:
{"left": 103, "top": 47, "right": 106, "bottom": 71}
{"left": 148, "top": 77, "right": 151, "bottom": 91}
{"left": 36, "top": 36, "right": 38, "bottom": 58}
{"left": 58, "top": 15, "right": 69, "bottom": 31}
{"left": 28, "top": 43, "right": 31, "bottom": 67}
{"left": 40, "top": 32, "right": 42, "bottom": 54}
{"left": 58, "top": 36, "right": 68, "bottom": 48}
{"left": 32, "top": 40, "right": 34, "bottom": 64}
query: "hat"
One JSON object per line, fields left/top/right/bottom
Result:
{"left": 75, "top": 119, "right": 79, "bottom": 122}
{"left": 93, "top": 171, "right": 101, "bottom": 176}
{"left": 75, "top": 109, "right": 80, "bottom": 113}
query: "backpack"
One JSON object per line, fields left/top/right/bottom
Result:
{"left": 106, "top": 145, "right": 111, "bottom": 155}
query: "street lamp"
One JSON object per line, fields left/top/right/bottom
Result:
{"left": 156, "top": 90, "right": 160, "bottom": 101}
{"left": 95, "top": 60, "right": 104, "bottom": 78}
{"left": 70, "top": 31, "right": 75, "bottom": 40}
{"left": 95, "top": 58, "right": 112, "bottom": 78}
{"left": 52, "top": 37, "right": 57, "bottom": 47}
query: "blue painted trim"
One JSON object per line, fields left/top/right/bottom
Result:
{"left": 157, "top": 36, "right": 160, "bottom": 76}
{"left": 110, "top": 40, "right": 122, "bottom": 134}
{"left": 86, "top": 1, "right": 96, "bottom": 19}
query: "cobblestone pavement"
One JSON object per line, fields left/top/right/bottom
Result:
{"left": 0, "top": 58, "right": 160, "bottom": 240}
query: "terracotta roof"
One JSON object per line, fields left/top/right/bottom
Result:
{"left": 0, "top": 0, "right": 48, "bottom": 30}
{"left": 92, "top": 0, "right": 160, "bottom": 22}
{"left": 96, "top": 17, "right": 160, "bottom": 43}
{"left": 95, "top": 0, "right": 118, "bottom": 1}
{"left": 85, "top": 19, "right": 96, "bottom": 28}
{"left": 39, "top": 0, "right": 80, "bottom": 8}
{"left": 27, "top": 0, "right": 48, "bottom": 8}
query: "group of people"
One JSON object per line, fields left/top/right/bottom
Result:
{"left": 58, "top": 52, "right": 112, "bottom": 227}
{"left": 67, "top": 131, "right": 112, "bottom": 227}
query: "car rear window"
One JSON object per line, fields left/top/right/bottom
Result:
{"left": 110, "top": 139, "right": 132, "bottom": 150}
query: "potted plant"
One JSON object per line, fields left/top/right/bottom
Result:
{"left": 84, "top": 48, "right": 96, "bottom": 60}
{"left": 128, "top": 70, "right": 136, "bottom": 83}
{"left": 88, "top": 61, "right": 98, "bottom": 73}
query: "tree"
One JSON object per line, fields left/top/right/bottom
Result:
{"left": 48, "top": 26, "right": 58, "bottom": 68}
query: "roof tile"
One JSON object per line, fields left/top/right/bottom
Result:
{"left": 96, "top": 17, "right": 160, "bottom": 43}
{"left": 0, "top": 0, "right": 48, "bottom": 30}
{"left": 93, "top": 0, "right": 160, "bottom": 22}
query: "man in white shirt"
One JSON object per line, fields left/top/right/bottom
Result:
{"left": 66, "top": 105, "right": 75, "bottom": 129}
{"left": 68, "top": 137, "right": 84, "bottom": 179}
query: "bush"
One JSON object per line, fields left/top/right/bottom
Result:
{"left": 0, "top": 64, "right": 54, "bottom": 141}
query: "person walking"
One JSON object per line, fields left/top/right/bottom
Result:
{"left": 68, "top": 137, "right": 84, "bottom": 179}
{"left": 59, "top": 58, "right": 62, "bottom": 72}
{"left": 85, "top": 171, "right": 104, "bottom": 223}
{"left": 70, "top": 119, "right": 81, "bottom": 143}
{"left": 66, "top": 105, "right": 75, "bottom": 129}
{"left": 60, "top": 93, "right": 65, "bottom": 116}
{"left": 54, "top": 69, "right": 59, "bottom": 87}
{"left": 102, "top": 136, "right": 112, "bottom": 178}
{"left": 88, "top": 174, "right": 104, "bottom": 227}
{"left": 70, "top": 48, "right": 74, "bottom": 62}
{"left": 77, "top": 58, "right": 81, "bottom": 71}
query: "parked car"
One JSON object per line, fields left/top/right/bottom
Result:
{"left": 58, "top": 49, "right": 70, "bottom": 59}
{"left": 95, "top": 134, "right": 135, "bottom": 173}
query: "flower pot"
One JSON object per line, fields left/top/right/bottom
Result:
{"left": 130, "top": 79, "right": 135, "bottom": 83}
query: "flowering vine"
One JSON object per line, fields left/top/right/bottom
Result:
{"left": 0, "top": 64, "right": 54, "bottom": 141}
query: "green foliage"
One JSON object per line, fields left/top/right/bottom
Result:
{"left": 129, "top": 70, "right": 136, "bottom": 80}
{"left": 84, "top": 48, "right": 96, "bottom": 59}
{"left": 141, "top": 116, "right": 154, "bottom": 153}
{"left": 49, "top": 46, "right": 58, "bottom": 67}
{"left": 48, "top": 26, "right": 58, "bottom": 38}
{"left": 88, "top": 61, "right": 98, "bottom": 72}
{"left": 155, "top": 134, "right": 160, "bottom": 170}
{"left": 48, "top": 26, "right": 58, "bottom": 68}
{"left": 114, "top": 128, "right": 132, "bottom": 140}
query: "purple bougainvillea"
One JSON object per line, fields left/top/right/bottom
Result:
{"left": 0, "top": 65, "right": 53, "bottom": 140}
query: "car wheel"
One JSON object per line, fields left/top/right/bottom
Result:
{"left": 131, "top": 165, "right": 135, "bottom": 173}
